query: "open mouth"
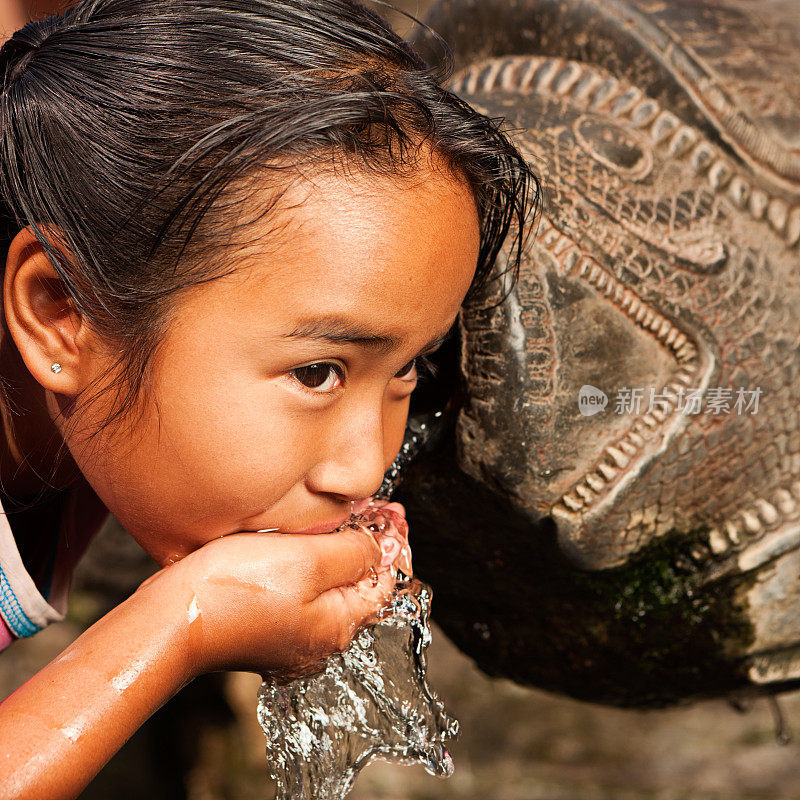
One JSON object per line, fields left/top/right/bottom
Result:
{"left": 537, "top": 217, "right": 711, "bottom": 519}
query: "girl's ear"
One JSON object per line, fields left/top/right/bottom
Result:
{"left": 4, "top": 225, "right": 101, "bottom": 396}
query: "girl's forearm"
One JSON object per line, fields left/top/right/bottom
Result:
{"left": 0, "top": 579, "right": 192, "bottom": 800}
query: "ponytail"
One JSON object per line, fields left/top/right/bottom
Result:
{"left": 1, "top": 22, "right": 54, "bottom": 91}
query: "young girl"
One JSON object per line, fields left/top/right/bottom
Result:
{"left": 0, "top": 0, "right": 536, "bottom": 796}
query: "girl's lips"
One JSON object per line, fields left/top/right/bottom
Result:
{"left": 289, "top": 515, "right": 351, "bottom": 534}
{"left": 282, "top": 499, "right": 406, "bottom": 535}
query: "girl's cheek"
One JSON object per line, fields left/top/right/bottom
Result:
{"left": 197, "top": 407, "right": 322, "bottom": 512}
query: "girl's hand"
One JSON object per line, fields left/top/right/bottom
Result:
{"left": 0, "top": 525, "right": 394, "bottom": 800}
{"left": 144, "top": 527, "right": 394, "bottom": 680}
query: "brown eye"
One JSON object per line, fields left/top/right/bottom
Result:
{"left": 394, "top": 358, "right": 418, "bottom": 380}
{"left": 291, "top": 363, "right": 344, "bottom": 392}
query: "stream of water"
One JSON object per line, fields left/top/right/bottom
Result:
{"left": 257, "top": 503, "right": 458, "bottom": 800}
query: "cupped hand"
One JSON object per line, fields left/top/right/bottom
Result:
{"left": 142, "top": 527, "right": 395, "bottom": 680}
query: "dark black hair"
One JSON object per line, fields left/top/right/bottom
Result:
{"left": 0, "top": 0, "right": 539, "bottom": 442}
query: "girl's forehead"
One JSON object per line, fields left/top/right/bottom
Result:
{"left": 155, "top": 166, "right": 479, "bottom": 370}
{"left": 228, "top": 164, "right": 480, "bottom": 319}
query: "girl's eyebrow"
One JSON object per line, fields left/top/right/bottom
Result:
{"left": 283, "top": 317, "right": 453, "bottom": 356}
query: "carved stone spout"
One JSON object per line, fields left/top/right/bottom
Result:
{"left": 394, "top": 0, "right": 800, "bottom": 707}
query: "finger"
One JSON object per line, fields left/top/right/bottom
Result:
{"left": 380, "top": 501, "right": 406, "bottom": 518}
{"left": 312, "top": 574, "right": 394, "bottom": 651}
{"left": 296, "top": 528, "right": 383, "bottom": 593}
{"left": 374, "top": 530, "right": 401, "bottom": 568}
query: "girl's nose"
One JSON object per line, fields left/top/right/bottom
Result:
{"left": 305, "top": 408, "right": 388, "bottom": 502}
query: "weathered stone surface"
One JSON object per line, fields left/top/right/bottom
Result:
{"left": 396, "top": 0, "right": 800, "bottom": 706}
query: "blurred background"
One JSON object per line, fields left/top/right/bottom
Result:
{"left": 3, "top": 0, "right": 800, "bottom": 798}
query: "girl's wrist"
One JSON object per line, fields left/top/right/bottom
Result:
{"left": 129, "top": 563, "right": 204, "bottom": 686}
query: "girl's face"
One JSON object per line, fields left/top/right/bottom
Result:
{"left": 63, "top": 163, "right": 480, "bottom": 565}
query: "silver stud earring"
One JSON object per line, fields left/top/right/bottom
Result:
{"left": 50, "top": 363, "right": 62, "bottom": 374}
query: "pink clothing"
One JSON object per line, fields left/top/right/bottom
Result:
{"left": 0, "top": 617, "right": 12, "bottom": 651}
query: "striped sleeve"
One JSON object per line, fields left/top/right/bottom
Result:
{"left": 0, "top": 485, "right": 109, "bottom": 648}
{"left": 0, "top": 507, "right": 65, "bottom": 640}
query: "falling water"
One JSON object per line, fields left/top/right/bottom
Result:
{"left": 257, "top": 502, "right": 459, "bottom": 800}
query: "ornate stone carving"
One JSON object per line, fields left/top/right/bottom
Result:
{"left": 395, "top": 0, "right": 800, "bottom": 706}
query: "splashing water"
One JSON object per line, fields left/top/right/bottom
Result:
{"left": 257, "top": 503, "right": 459, "bottom": 800}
